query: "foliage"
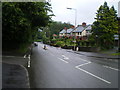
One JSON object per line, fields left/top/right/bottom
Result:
{"left": 49, "top": 21, "right": 73, "bottom": 36}
{"left": 2, "top": 2, "right": 53, "bottom": 50}
{"left": 66, "top": 39, "right": 74, "bottom": 46}
{"left": 55, "top": 41, "right": 65, "bottom": 47}
{"left": 92, "top": 2, "right": 118, "bottom": 49}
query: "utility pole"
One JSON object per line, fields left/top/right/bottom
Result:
{"left": 67, "top": 8, "right": 77, "bottom": 50}
{"left": 118, "top": 1, "right": 120, "bottom": 52}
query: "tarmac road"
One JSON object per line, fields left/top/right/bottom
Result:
{"left": 29, "top": 42, "right": 118, "bottom": 88}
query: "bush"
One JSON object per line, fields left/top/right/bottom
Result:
{"left": 55, "top": 41, "right": 65, "bottom": 47}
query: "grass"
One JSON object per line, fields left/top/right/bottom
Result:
{"left": 111, "top": 52, "right": 120, "bottom": 56}
{"left": 17, "top": 43, "right": 30, "bottom": 54}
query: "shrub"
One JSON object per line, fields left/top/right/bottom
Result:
{"left": 55, "top": 41, "right": 65, "bottom": 47}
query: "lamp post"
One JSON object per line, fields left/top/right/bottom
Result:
{"left": 67, "top": 8, "right": 77, "bottom": 50}
{"left": 117, "top": 17, "right": 120, "bottom": 52}
{"left": 118, "top": 1, "right": 120, "bottom": 52}
{"left": 67, "top": 8, "right": 77, "bottom": 27}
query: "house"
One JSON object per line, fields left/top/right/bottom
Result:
{"left": 72, "top": 22, "right": 91, "bottom": 40}
{"left": 59, "top": 26, "right": 75, "bottom": 38}
{"left": 59, "top": 27, "right": 67, "bottom": 37}
{"left": 84, "top": 25, "right": 92, "bottom": 38}
{"left": 53, "top": 34, "right": 57, "bottom": 39}
{"left": 59, "top": 22, "right": 92, "bottom": 40}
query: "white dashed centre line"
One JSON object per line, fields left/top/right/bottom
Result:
{"left": 62, "top": 55, "right": 69, "bottom": 60}
{"left": 103, "top": 65, "right": 119, "bottom": 71}
{"left": 58, "top": 58, "right": 69, "bottom": 63}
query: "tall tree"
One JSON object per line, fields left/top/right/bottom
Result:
{"left": 2, "top": 2, "right": 53, "bottom": 50}
{"left": 49, "top": 21, "right": 73, "bottom": 35}
{"left": 92, "top": 2, "right": 118, "bottom": 49}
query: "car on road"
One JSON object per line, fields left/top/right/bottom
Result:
{"left": 34, "top": 42, "right": 38, "bottom": 46}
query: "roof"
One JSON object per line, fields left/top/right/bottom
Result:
{"left": 59, "top": 25, "right": 92, "bottom": 34}
{"left": 59, "top": 29, "right": 66, "bottom": 34}
{"left": 66, "top": 28, "right": 74, "bottom": 33}
{"left": 53, "top": 34, "right": 57, "bottom": 36}
{"left": 72, "top": 25, "right": 92, "bottom": 33}
{"left": 85, "top": 25, "right": 92, "bottom": 31}
{"left": 59, "top": 28, "right": 74, "bottom": 34}
{"left": 72, "top": 25, "right": 86, "bottom": 33}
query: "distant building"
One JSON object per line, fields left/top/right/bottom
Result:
{"left": 72, "top": 22, "right": 92, "bottom": 40}
{"left": 59, "top": 26, "right": 75, "bottom": 38}
{"left": 59, "top": 22, "right": 92, "bottom": 40}
{"left": 53, "top": 34, "right": 57, "bottom": 39}
{"left": 59, "top": 27, "right": 67, "bottom": 38}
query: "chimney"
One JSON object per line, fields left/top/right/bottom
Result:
{"left": 64, "top": 27, "right": 67, "bottom": 30}
{"left": 82, "top": 22, "right": 86, "bottom": 27}
{"left": 71, "top": 25, "right": 75, "bottom": 29}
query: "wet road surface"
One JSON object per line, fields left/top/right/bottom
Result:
{"left": 29, "top": 42, "right": 118, "bottom": 88}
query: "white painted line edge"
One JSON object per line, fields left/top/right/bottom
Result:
{"left": 75, "top": 66, "right": 111, "bottom": 84}
{"left": 103, "top": 65, "right": 119, "bottom": 71}
{"left": 58, "top": 58, "right": 68, "bottom": 63}
{"left": 28, "top": 55, "right": 31, "bottom": 67}
{"left": 76, "top": 62, "right": 91, "bottom": 67}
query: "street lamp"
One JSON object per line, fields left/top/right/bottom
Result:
{"left": 67, "top": 7, "right": 77, "bottom": 50}
{"left": 66, "top": 8, "right": 77, "bottom": 27}
{"left": 117, "top": 1, "right": 120, "bottom": 52}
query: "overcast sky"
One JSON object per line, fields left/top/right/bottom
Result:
{"left": 49, "top": 0, "right": 120, "bottom": 26}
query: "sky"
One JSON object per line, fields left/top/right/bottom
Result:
{"left": 49, "top": 0, "right": 120, "bottom": 26}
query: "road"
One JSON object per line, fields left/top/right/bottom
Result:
{"left": 29, "top": 42, "right": 118, "bottom": 88}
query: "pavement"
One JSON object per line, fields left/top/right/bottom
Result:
{"left": 73, "top": 50, "right": 120, "bottom": 59}
{"left": 2, "top": 51, "right": 31, "bottom": 88}
{"left": 2, "top": 62, "right": 30, "bottom": 88}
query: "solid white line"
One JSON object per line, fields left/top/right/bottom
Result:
{"left": 75, "top": 66, "right": 111, "bottom": 84}
{"left": 103, "top": 65, "right": 119, "bottom": 71}
{"left": 28, "top": 60, "right": 30, "bottom": 67}
{"left": 58, "top": 58, "right": 68, "bottom": 63}
{"left": 28, "top": 55, "right": 31, "bottom": 67}
{"left": 76, "top": 62, "right": 91, "bottom": 67}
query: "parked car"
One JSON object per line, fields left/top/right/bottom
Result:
{"left": 34, "top": 42, "right": 38, "bottom": 46}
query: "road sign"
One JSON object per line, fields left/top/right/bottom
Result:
{"left": 114, "top": 35, "right": 119, "bottom": 40}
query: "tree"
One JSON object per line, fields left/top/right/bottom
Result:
{"left": 2, "top": 2, "right": 53, "bottom": 50}
{"left": 92, "top": 2, "right": 118, "bottom": 49}
{"left": 49, "top": 21, "right": 73, "bottom": 37}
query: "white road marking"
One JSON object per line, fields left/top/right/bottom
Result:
{"left": 62, "top": 55, "right": 69, "bottom": 60}
{"left": 103, "top": 65, "right": 119, "bottom": 71}
{"left": 79, "top": 58, "right": 89, "bottom": 62}
{"left": 28, "top": 55, "right": 31, "bottom": 67}
{"left": 58, "top": 58, "right": 69, "bottom": 63}
{"left": 23, "top": 55, "right": 26, "bottom": 58}
{"left": 75, "top": 66, "right": 111, "bottom": 84}
{"left": 76, "top": 62, "right": 91, "bottom": 67}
